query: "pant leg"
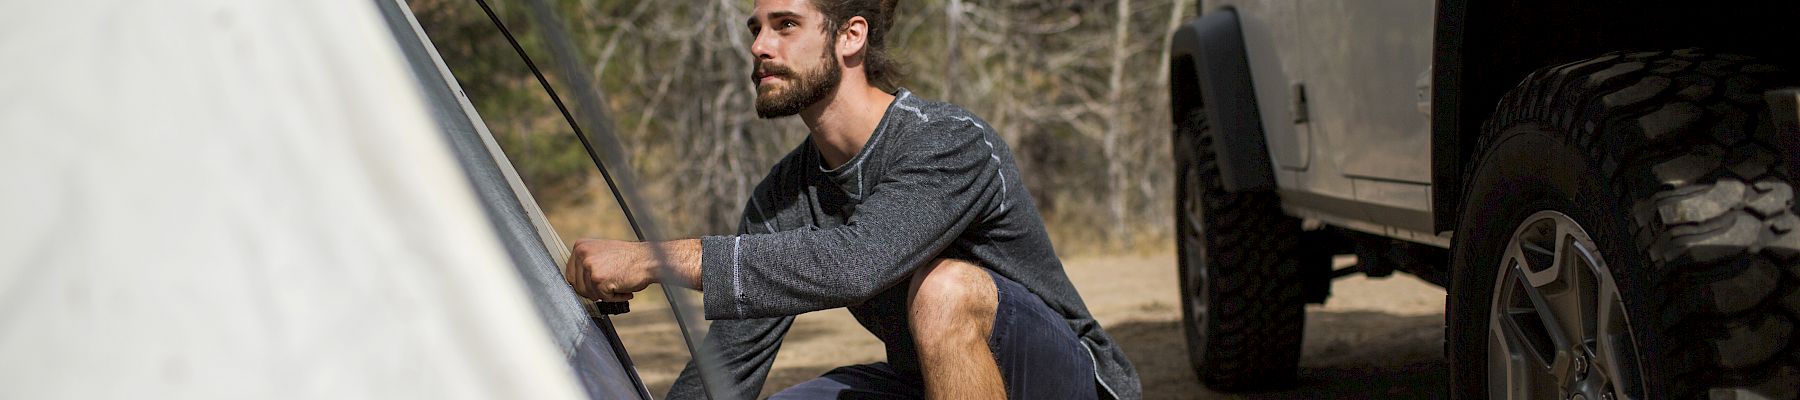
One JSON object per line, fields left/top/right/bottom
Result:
{"left": 768, "top": 363, "right": 923, "bottom": 400}
{"left": 778, "top": 269, "right": 1097, "bottom": 399}
{"left": 986, "top": 269, "right": 1098, "bottom": 400}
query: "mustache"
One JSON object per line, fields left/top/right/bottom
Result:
{"left": 753, "top": 63, "right": 793, "bottom": 81}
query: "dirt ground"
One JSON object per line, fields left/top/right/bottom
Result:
{"left": 611, "top": 253, "right": 1449, "bottom": 399}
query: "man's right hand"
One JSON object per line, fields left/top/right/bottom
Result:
{"left": 564, "top": 238, "right": 706, "bottom": 301}
{"left": 564, "top": 239, "right": 653, "bottom": 302}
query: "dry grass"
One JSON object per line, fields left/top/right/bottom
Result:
{"left": 541, "top": 182, "right": 638, "bottom": 243}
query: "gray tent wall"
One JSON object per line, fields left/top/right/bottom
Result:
{"left": 375, "top": 1, "right": 650, "bottom": 399}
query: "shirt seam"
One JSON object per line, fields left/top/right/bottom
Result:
{"left": 749, "top": 196, "right": 776, "bottom": 233}
{"left": 821, "top": 89, "right": 910, "bottom": 198}
{"left": 957, "top": 116, "right": 1009, "bottom": 213}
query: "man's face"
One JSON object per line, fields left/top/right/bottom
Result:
{"left": 747, "top": 0, "right": 842, "bottom": 119}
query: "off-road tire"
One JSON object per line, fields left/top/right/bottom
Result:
{"left": 1449, "top": 49, "right": 1800, "bottom": 399}
{"left": 1173, "top": 109, "right": 1306, "bottom": 390}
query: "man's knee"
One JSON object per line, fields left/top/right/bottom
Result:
{"left": 907, "top": 258, "right": 998, "bottom": 344}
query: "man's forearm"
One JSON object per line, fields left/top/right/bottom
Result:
{"left": 641, "top": 238, "right": 704, "bottom": 290}
{"left": 568, "top": 237, "right": 701, "bottom": 300}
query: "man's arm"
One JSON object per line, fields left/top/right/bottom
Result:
{"left": 573, "top": 237, "right": 798, "bottom": 399}
{"left": 565, "top": 121, "right": 1002, "bottom": 317}
{"left": 566, "top": 160, "right": 804, "bottom": 400}
{"left": 701, "top": 121, "right": 1003, "bottom": 320}
{"left": 564, "top": 238, "right": 702, "bottom": 301}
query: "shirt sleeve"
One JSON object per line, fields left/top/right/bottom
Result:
{"left": 699, "top": 121, "right": 1002, "bottom": 320}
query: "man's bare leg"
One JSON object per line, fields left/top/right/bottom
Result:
{"left": 907, "top": 258, "right": 1005, "bottom": 399}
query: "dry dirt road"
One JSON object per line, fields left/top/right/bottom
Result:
{"left": 612, "top": 252, "right": 1449, "bottom": 399}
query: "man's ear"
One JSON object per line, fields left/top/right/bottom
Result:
{"left": 838, "top": 16, "right": 869, "bottom": 60}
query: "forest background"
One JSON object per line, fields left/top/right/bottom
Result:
{"left": 411, "top": 0, "right": 1196, "bottom": 255}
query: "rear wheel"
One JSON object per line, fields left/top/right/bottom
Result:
{"left": 1173, "top": 109, "right": 1306, "bottom": 390}
{"left": 1450, "top": 49, "right": 1800, "bottom": 399}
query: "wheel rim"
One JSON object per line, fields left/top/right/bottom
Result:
{"left": 1179, "top": 155, "right": 1210, "bottom": 344}
{"left": 1488, "top": 210, "right": 1644, "bottom": 400}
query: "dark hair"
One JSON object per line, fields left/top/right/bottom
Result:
{"left": 813, "top": 0, "right": 905, "bottom": 91}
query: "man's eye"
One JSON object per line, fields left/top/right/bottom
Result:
{"left": 781, "top": 21, "right": 798, "bottom": 29}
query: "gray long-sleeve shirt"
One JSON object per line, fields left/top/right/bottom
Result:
{"left": 668, "top": 89, "right": 1140, "bottom": 399}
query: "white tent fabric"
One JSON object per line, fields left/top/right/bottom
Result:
{"left": 0, "top": 1, "right": 587, "bottom": 399}
{"left": 375, "top": 0, "right": 649, "bottom": 397}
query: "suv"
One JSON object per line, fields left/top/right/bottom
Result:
{"left": 1166, "top": 1, "right": 1800, "bottom": 398}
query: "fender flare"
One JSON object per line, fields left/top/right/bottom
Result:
{"left": 1169, "top": 8, "right": 1275, "bottom": 192}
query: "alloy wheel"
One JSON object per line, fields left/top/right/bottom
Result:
{"left": 1487, "top": 210, "right": 1645, "bottom": 400}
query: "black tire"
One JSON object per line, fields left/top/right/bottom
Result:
{"left": 1449, "top": 49, "right": 1800, "bottom": 399}
{"left": 1173, "top": 109, "right": 1306, "bottom": 390}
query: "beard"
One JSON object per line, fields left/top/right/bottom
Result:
{"left": 753, "top": 43, "right": 842, "bottom": 119}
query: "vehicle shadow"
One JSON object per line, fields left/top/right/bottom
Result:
{"left": 1109, "top": 310, "right": 1448, "bottom": 399}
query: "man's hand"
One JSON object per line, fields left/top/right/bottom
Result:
{"left": 564, "top": 238, "right": 706, "bottom": 301}
{"left": 565, "top": 239, "right": 654, "bottom": 302}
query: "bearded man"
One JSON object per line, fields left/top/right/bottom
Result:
{"left": 563, "top": 0, "right": 1140, "bottom": 398}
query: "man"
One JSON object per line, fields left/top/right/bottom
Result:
{"left": 563, "top": 0, "right": 1140, "bottom": 398}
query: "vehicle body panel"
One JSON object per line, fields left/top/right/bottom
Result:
{"left": 1202, "top": 0, "right": 1441, "bottom": 243}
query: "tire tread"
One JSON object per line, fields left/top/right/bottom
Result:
{"left": 1173, "top": 110, "right": 1306, "bottom": 390}
{"left": 1466, "top": 49, "right": 1800, "bottom": 399}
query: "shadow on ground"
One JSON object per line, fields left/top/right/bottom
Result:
{"left": 635, "top": 305, "right": 1449, "bottom": 399}
{"left": 1108, "top": 310, "right": 1448, "bottom": 399}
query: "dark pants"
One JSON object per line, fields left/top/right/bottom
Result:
{"left": 770, "top": 269, "right": 1097, "bottom": 399}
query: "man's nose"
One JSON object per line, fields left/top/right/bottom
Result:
{"left": 750, "top": 30, "right": 775, "bottom": 60}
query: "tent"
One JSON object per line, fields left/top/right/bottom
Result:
{"left": 0, "top": 0, "right": 649, "bottom": 398}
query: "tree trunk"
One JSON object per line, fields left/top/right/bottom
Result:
{"left": 1156, "top": 0, "right": 1190, "bottom": 86}
{"left": 944, "top": 0, "right": 961, "bottom": 102}
{"left": 1104, "top": 0, "right": 1132, "bottom": 245}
